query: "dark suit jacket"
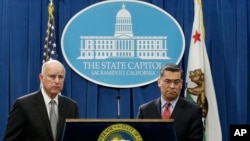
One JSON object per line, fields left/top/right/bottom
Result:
{"left": 4, "top": 90, "right": 79, "bottom": 141}
{"left": 137, "top": 97, "right": 203, "bottom": 141}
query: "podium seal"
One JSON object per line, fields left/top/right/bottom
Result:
{"left": 98, "top": 123, "right": 143, "bottom": 141}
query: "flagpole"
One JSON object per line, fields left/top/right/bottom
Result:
{"left": 45, "top": 1, "right": 54, "bottom": 62}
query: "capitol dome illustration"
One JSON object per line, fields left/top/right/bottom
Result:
{"left": 78, "top": 3, "right": 170, "bottom": 60}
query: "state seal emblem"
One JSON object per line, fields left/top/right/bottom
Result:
{"left": 97, "top": 123, "right": 143, "bottom": 141}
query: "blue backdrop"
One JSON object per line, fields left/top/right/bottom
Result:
{"left": 1, "top": 0, "right": 250, "bottom": 140}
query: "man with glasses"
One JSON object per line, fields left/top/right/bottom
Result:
{"left": 137, "top": 63, "right": 203, "bottom": 141}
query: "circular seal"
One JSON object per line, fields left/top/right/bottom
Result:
{"left": 98, "top": 123, "right": 143, "bottom": 141}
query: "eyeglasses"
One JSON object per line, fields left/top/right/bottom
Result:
{"left": 161, "top": 79, "right": 182, "bottom": 86}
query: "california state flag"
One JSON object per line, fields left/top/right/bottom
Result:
{"left": 185, "top": 0, "right": 222, "bottom": 140}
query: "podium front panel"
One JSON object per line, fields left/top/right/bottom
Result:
{"left": 62, "top": 119, "right": 177, "bottom": 141}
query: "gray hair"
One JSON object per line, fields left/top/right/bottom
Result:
{"left": 160, "top": 63, "right": 183, "bottom": 79}
{"left": 41, "top": 60, "right": 66, "bottom": 75}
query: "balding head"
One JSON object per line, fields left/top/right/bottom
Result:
{"left": 40, "top": 60, "right": 66, "bottom": 99}
{"left": 41, "top": 60, "right": 66, "bottom": 75}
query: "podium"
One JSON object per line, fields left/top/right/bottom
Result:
{"left": 62, "top": 119, "right": 177, "bottom": 141}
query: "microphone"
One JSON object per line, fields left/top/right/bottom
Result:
{"left": 116, "top": 95, "right": 120, "bottom": 119}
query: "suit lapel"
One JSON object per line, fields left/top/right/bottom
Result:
{"left": 155, "top": 98, "right": 162, "bottom": 118}
{"left": 35, "top": 91, "right": 54, "bottom": 139}
{"left": 171, "top": 98, "right": 185, "bottom": 119}
{"left": 57, "top": 96, "right": 66, "bottom": 139}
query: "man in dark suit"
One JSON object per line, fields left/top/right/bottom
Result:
{"left": 4, "top": 60, "right": 79, "bottom": 141}
{"left": 137, "top": 63, "right": 203, "bottom": 141}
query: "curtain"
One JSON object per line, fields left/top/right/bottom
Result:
{"left": 1, "top": 0, "right": 250, "bottom": 140}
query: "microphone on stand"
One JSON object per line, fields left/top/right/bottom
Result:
{"left": 116, "top": 95, "right": 121, "bottom": 119}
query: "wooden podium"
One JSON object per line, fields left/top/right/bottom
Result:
{"left": 62, "top": 119, "right": 177, "bottom": 141}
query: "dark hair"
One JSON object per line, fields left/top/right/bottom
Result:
{"left": 160, "top": 63, "right": 183, "bottom": 79}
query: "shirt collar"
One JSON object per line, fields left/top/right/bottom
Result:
{"left": 41, "top": 88, "right": 59, "bottom": 105}
{"left": 161, "top": 96, "right": 179, "bottom": 108}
